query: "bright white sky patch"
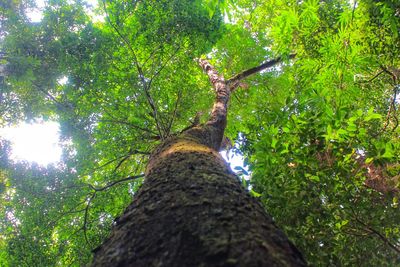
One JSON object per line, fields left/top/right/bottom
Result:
{"left": 58, "top": 76, "right": 68, "bottom": 85}
{"left": 26, "top": 0, "right": 45, "bottom": 22}
{"left": 222, "top": 151, "right": 251, "bottom": 179}
{"left": 0, "top": 121, "right": 62, "bottom": 165}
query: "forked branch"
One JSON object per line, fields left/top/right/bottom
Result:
{"left": 197, "top": 54, "right": 296, "bottom": 150}
{"left": 198, "top": 54, "right": 296, "bottom": 131}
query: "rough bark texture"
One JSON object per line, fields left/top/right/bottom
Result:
{"left": 91, "top": 129, "right": 306, "bottom": 266}
{"left": 91, "top": 58, "right": 306, "bottom": 266}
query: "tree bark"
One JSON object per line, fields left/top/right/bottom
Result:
{"left": 91, "top": 58, "right": 306, "bottom": 266}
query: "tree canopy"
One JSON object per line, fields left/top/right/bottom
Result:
{"left": 0, "top": 0, "right": 399, "bottom": 265}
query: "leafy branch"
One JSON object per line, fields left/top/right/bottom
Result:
{"left": 380, "top": 65, "right": 399, "bottom": 133}
{"left": 83, "top": 191, "right": 96, "bottom": 247}
{"left": 348, "top": 205, "right": 400, "bottom": 255}
{"left": 165, "top": 88, "right": 183, "bottom": 136}
{"left": 102, "top": 0, "right": 166, "bottom": 140}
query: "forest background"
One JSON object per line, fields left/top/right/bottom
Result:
{"left": 0, "top": 0, "right": 399, "bottom": 265}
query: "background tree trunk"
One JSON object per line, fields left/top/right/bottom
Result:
{"left": 91, "top": 126, "right": 306, "bottom": 266}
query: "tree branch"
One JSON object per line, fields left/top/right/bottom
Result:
{"left": 349, "top": 206, "right": 400, "bottom": 255}
{"left": 83, "top": 192, "right": 96, "bottom": 248}
{"left": 365, "top": 226, "right": 400, "bottom": 254}
{"left": 196, "top": 54, "right": 294, "bottom": 149}
{"left": 198, "top": 59, "right": 229, "bottom": 131}
{"left": 99, "top": 119, "right": 158, "bottom": 136}
{"left": 368, "top": 70, "right": 384, "bottom": 83}
{"left": 227, "top": 54, "right": 296, "bottom": 90}
{"left": 82, "top": 173, "right": 144, "bottom": 247}
{"left": 166, "top": 88, "right": 183, "bottom": 136}
{"left": 88, "top": 174, "right": 145, "bottom": 192}
{"left": 102, "top": 0, "right": 165, "bottom": 140}
{"left": 86, "top": 149, "right": 150, "bottom": 176}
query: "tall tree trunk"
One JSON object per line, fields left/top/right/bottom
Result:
{"left": 91, "top": 58, "right": 306, "bottom": 266}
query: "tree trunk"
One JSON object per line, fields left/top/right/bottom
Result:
{"left": 91, "top": 58, "right": 306, "bottom": 266}
{"left": 91, "top": 126, "right": 306, "bottom": 266}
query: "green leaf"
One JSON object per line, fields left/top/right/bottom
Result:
{"left": 381, "top": 143, "right": 394, "bottom": 159}
{"left": 250, "top": 190, "right": 262, "bottom": 198}
{"left": 365, "top": 157, "right": 374, "bottom": 164}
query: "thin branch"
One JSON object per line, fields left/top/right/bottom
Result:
{"left": 102, "top": 0, "right": 165, "bottom": 140}
{"left": 83, "top": 192, "right": 96, "bottom": 247}
{"left": 89, "top": 174, "right": 145, "bottom": 192}
{"left": 145, "top": 45, "right": 182, "bottom": 136}
{"left": 342, "top": 228, "right": 370, "bottom": 237}
{"left": 389, "top": 85, "right": 399, "bottom": 132}
{"left": 166, "top": 88, "right": 183, "bottom": 136}
{"left": 112, "top": 153, "right": 132, "bottom": 173}
{"left": 349, "top": 207, "right": 400, "bottom": 255}
{"left": 380, "top": 65, "right": 397, "bottom": 84}
{"left": 378, "top": 66, "right": 399, "bottom": 133}
{"left": 47, "top": 199, "right": 87, "bottom": 228}
{"left": 91, "top": 154, "right": 128, "bottom": 172}
{"left": 99, "top": 119, "right": 158, "bottom": 135}
{"left": 102, "top": 0, "right": 143, "bottom": 79}
{"left": 227, "top": 54, "right": 296, "bottom": 90}
{"left": 365, "top": 226, "right": 400, "bottom": 254}
{"left": 144, "top": 43, "right": 164, "bottom": 67}
{"left": 368, "top": 70, "right": 384, "bottom": 83}
{"left": 150, "top": 45, "right": 182, "bottom": 82}
{"left": 142, "top": 46, "right": 184, "bottom": 138}
{"left": 142, "top": 85, "right": 165, "bottom": 139}
{"left": 86, "top": 149, "right": 150, "bottom": 176}
{"left": 32, "top": 82, "right": 74, "bottom": 113}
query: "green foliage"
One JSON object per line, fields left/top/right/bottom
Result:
{"left": 1, "top": 0, "right": 400, "bottom": 265}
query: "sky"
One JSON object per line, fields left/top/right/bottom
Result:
{"left": 25, "top": 0, "right": 45, "bottom": 22}
{"left": 0, "top": 121, "right": 62, "bottom": 165}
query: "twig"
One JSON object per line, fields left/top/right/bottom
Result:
{"left": 380, "top": 66, "right": 399, "bottom": 132}
{"left": 364, "top": 226, "right": 400, "bottom": 254}
{"left": 88, "top": 174, "right": 145, "bottom": 192}
{"left": 112, "top": 154, "right": 132, "bottom": 173}
{"left": 149, "top": 45, "right": 181, "bottom": 83}
{"left": 226, "top": 54, "right": 296, "bottom": 90}
{"left": 83, "top": 192, "right": 96, "bottom": 247}
{"left": 349, "top": 207, "right": 400, "bottom": 255}
{"left": 368, "top": 70, "right": 384, "bottom": 83}
{"left": 380, "top": 65, "right": 397, "bottom": 84}
{"left": 390, "top": 85, "right": 399, "bottom": 132}
{"left": 146, "top": 44, "right": 183, "bottom": 136}
{"left": 82, "top": 150, "right": 150, "bottom": 179}
{"left": 47, "top": 199, "right": 88, "bottom": 228}
{"left": 99, "top": 119, "right": 158, "bottom": 135}
{"left": 102, "top": 0, "right": 165, "bottom": 140}
{"left": 165, "top": 88, "right": 183, "bottom": 136}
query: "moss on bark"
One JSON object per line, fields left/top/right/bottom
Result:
{"left": 91, "top": 131, "right": 306, "bottom": 266}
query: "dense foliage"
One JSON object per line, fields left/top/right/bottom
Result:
{"left": 0, "top": 0, "right": 399, "bottom": 265}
